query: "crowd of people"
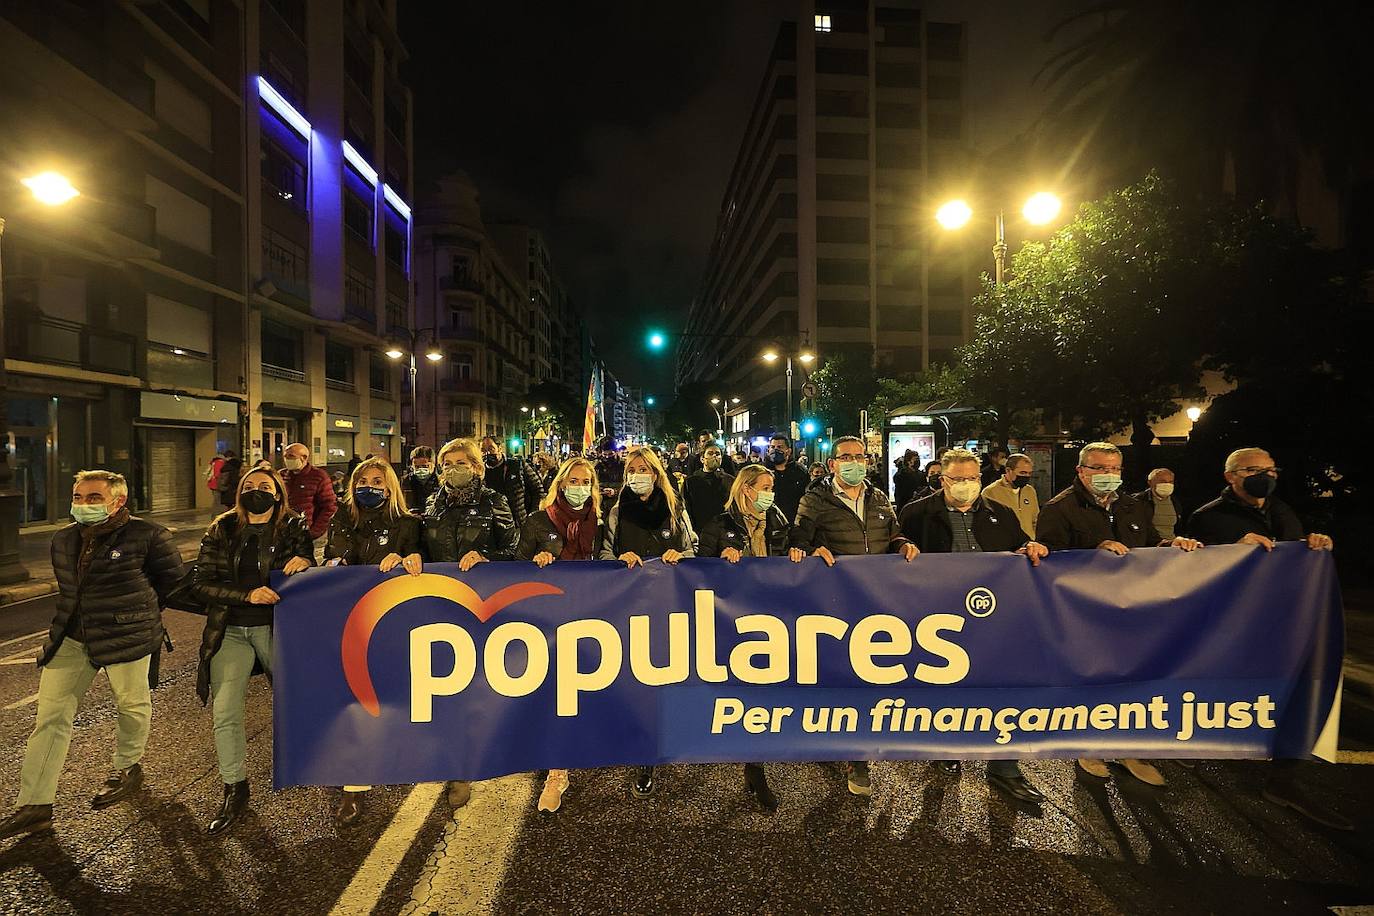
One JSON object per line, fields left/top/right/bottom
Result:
{"left": 0, "top": 430, "right": 1349, "bottom": 845}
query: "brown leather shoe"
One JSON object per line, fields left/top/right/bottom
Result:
{"left": 92, "top": 763, "right": 144, "bottom": 809}
{"left": 1077, "top": 757, "right": 1111, "bottom": 779}
{"left": 0, "top": 805, "right": 53, "bottom": 840}
{"left": 445, "top": 780, "right": 471, "bottom": 809}
{"left": 1121, "top": 758, "right": 1166, "bottom": 787}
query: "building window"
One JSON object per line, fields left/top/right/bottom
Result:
{"left": 929, "top": 309, "right": 964, "bottom": 336}
{"left": 384, "top": 224, "right": 407, "bottom": 270}
{"left": 386, "top": 294, "right": 406, "bottom": 329}
{"left": 449, "top": 306, "right": 475, "bottom": 331}
{"left": 814, "top": 14, "right": 832, "bottom": 32}
{"left": 344, "top": 40, "right": 372, "bottom": 95}
{"left": 325, "top": 340, "right": 354, "bottom": 383}
{"left": 146, "top": 175, "right": 213, "bottom": 254}
{"left": 816, "top": 132, "right": 868, "bottom": 160}
{"left": 384, "top": 95, "right": 406, "bottom": 140}
{"left": 926, "top": 23, "right": 964, "bottom": 61}
{"left": 265, "top": 0, "right": 305, "bottom": 41}
{"left": 261, "top": 140, "right": 306, "bottom": 211}
{"left": 344, "top": 189, "right": 372, "bottom": 243}
{"left": 261, "top": 227, "right": 308, "bottom": 294}
{"left": 452, "top": 356, "right": 473, "bottom": 381}
{"left": 369, "top": 355, "right": 391, "bottom": 393}
{"left": 345, "top": 267, "right": 374, "bottom": 318}
{"left": 261, "top": 319, "right": 302, "bottom": 370}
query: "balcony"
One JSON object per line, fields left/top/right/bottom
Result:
{"left": 439, "top": 275, "right": 483, "bottom": 295}
{"left": 326, "top": 377, "right": 357, "bottom": 393}
{"left": 436, "top": 325, "right": 481, "bottom": 342}
{"left": 439, "top": 378, "right": 484, "bottom": 394}
{"left": 6, "top": 311, "right": 136, "bottom": 377}
{"left": 147, "top": 346, "right": 216, "bottom": 389}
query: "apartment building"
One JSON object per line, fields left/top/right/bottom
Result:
{"left": 0, "top": 0, "right": 413, "bottom": 526}
{"left": 676, "top": 0, "right": 969, "bottom": 437}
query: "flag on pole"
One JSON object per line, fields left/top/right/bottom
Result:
{"left": 581, "top": 368, "right": 598, "bottom": 452}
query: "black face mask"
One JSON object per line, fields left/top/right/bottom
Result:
{"left": 928, "top": 474, "right": 941, "bottom": 487}
{"left": 1012, "top": 475, "right": 1032, "bottom": 489}
{"left": 241, "top": 489, "right": 278, "bottom": 515}
{"left": 1242, "top": 473, "right": 1277, "bottom": 499}
{"left": 767, "top": 449, "right": 787, "bottom": 465}
{"left": 483, "top": 454, "right": 502, "bottom": 469}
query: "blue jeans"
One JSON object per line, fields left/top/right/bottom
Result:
{"left": 210, "top": 625, "right": 273, "bottom": 784}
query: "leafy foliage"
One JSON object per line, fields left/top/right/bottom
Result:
{"left": 809, "top": 352, "right": 879, "bottom": 438}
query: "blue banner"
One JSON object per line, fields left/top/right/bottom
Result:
{"left": 271, "top": 543, "right": 1343, "bottom": 788}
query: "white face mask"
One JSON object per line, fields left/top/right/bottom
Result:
{"left": 1154, "top": 482, "right": 1175, "bottom": 497}
{"left": 627, "top": 473, "right": 655, "bottom": 496}
{"left": 284, "top": 457, "right": 305, "bottom": 471}
{"left": 947, "top": 480, "right": 981, "bottom": 505}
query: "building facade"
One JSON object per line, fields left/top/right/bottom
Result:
{"left": 0, "top": 0, "right": 413, "bottom": 526}
{"left": 676, "top": 0, "right": 968, "bottom": 437}
{"left": 412, "top": 173, "right": 537, "bottom": 448}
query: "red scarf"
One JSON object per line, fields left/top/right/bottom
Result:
{"left": 546, "top": 494, "right": 596, "bottom": 560}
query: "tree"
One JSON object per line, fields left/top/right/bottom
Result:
{"left": 660, "top": 380, "right": 724, "bottom": 445}
{"left": 864, "top": 366, "right": 965, "bottom": 433}
{"left": 809, "top": 352, "right": 879, "bottom": 438}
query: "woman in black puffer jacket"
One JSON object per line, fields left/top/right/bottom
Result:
{"left": 421, "top": 437, "right": 517, "bottom": 812}
{"left": 696, "top": 464, "right": 805, "bottom": 812}
{"left": 323, "top": 457, "right": 423, "bottom": 828}
{"left": 194, "top": 467, "right": 314, "bottom": 837}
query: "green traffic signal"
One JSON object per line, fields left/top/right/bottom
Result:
{"left": 646, "top": 331, "right": 667, "bottom": 351}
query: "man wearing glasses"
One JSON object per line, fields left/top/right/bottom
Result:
{"left": 792, "top": 435, "right": 919, "bottom": 797}
{"left": 1185, "top": 447, "right": 1348, "bottom": 830}
{"left": 1036, "top": 442, "right": 1202, "bottom": 788}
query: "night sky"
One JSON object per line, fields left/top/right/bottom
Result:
{"left": 399, "top": 1, "right": 1075, "bottom": 396}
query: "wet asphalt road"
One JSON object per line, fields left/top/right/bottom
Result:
{"left": 0, "top": 599, "right": 1370, "bottom": 915}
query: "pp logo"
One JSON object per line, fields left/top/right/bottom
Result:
{"left": 965, "top": 587, "right": 996, "bottom": 618}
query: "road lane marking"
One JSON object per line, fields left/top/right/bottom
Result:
{"left": 402, "top": 773, "right": 536, "bottom": 915}
{"left": 4, "top": 692, "right": 40, "bottom": 710}
{"left": 0, "top": 657, "right": 36, "bottom": 666}
{"left": 329, "top": 782, "right": 444, "bottom": 916}
{"left": 1336, "top": 750, "right": 1373, "bottom": 765}
{"left": 0, "top": 630, "right": 47, "bottom": 649}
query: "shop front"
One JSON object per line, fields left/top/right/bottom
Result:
{"left": 326, "top": 414, "right": 360, "bottom": 473}
{"left": 133, "top": 391, "right": 241, "bottom": 514}
{"left": 368, "top": 418, "right": 397, "bottom": 465}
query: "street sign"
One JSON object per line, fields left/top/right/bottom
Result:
{"left": 801, "top": 381, "right": 817, "bottom": 399}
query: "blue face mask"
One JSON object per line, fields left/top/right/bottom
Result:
{"left": 836, "top": 460, "right": 867, "bottom": 486}
{"left": 71, "top": 503, "right": 110, "bottom": 525}
{"left": 354, "top": 486, "right": 387, "bottom": 509}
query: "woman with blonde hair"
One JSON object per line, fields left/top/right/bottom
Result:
{"left": 605, "top": 446, "right": 696, "bottom": 798}
{"left": 420, "top": 437, "right": 517, "bottom": 811}
{"left": 696, "top": 464, "right": 805, "bottom": 811}
{"left": 515, "top": 455, "right": 608, "bottom": 813}
{"left": 322, "top": 457, "right": 424, "bottom": 827}
{"left": 193, "top": 467, "right": 314, "bottom": 836}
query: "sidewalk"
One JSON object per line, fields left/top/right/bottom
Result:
{"left": 0, "top": 507, "right": 215, "bottom": 605}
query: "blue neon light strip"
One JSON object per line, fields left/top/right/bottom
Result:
{"left": 342, "top": 140, "right": 378, "bottom": 186}
{"left": 383, "top": 183, "right": 411, "bottom": 221}
{"left": 257, "top": 76, "right": 311, "bottom": 139}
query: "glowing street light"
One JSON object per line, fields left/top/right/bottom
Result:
{"left": 22, "top": 172, "right": 80, "bottom": 207}
{"left": 1023, "top": 192, "right": 1062, "bottom": 226}
{"left": 384, "top": 346, "right": 404, "bottom": 359}
{"left": 646, "top": 330, "right": 667, "bottom": 351}
{"left": 760, "top": 349, "right": 779, "bottom": 363}
{"left": 424, "top": 348, "right": 443, "bottom": 362}
{"left": 1186, "top": 406, "right": 1203, "bottom": 422}
{"left": 935, "top": 199, "right": 973, "bottom": 230}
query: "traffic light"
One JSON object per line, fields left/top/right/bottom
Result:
{"left": 800, "top": 418, "right": 819, "bottom": 437}
{"left": 646, "top": 330, "right": 667, "bottom": 352}
{"left": 646, "top": 395, "right": 656, "bottom": 406}
{"left": 509, "top": 437, "right": 523, "bottom": 451}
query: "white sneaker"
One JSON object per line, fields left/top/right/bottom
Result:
{"left": 538, "top": 769, "right": 570, "bottom": 813}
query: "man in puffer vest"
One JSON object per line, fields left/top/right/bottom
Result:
{"left": 0, "top": 470, "right": 186, "bottom": 840}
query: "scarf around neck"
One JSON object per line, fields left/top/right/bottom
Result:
{"left": 619, "top": 486, "right": 670, "bottom": 534}
{"left": 546, "top": 494, "right": 597, "bottom": 560}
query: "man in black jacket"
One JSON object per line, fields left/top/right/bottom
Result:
{"left": 0, "top": 470, "right": 186, "bottom": 840}
{"left": 400, "top": 445, "right": 438, "bottom": 514}
{"left": 765, "top": 434, "right": 810, "bottom": 523}
{"left": 681, "top": 444, "right": 734, "bottom": 531}
{"left": 1186, "top": 447, "right": 1347, "bottom": 831}
{"left": 790, "top": 435, "right": 918, "bottom": 798}
{"left": 898, "top": 449, "right": 1048, "bottom": 804}
{"left": 1035, "top": 442, "right": 1201, "bottom": 789}
{"left": 479, "top": 436, "right": 545, "bottom": 527}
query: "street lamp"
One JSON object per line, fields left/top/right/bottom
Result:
{"left": 2, "top": 171, "right": 82, "bottom": 584}
{"left": 384, "top": 328, "right": 442, "bottom": 452}
{"left": 936, "top": 192, "right": 1063, "bottom": 285}
{"left": 759, "top": 346, "right": 815, "bottom": 432}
